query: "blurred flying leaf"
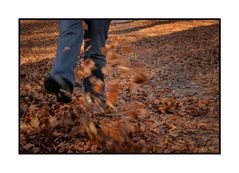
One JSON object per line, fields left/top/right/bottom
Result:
{"left": 93, "top": 79, "right": 104, "bottom": 94}
{"left": 85, "top": 45, "right": 92, "bottom": 52}
{"left": 81, "top": 58, "right": 96, "bottom": 77}
{"left": 134, "top": 68, "right": 149, "bottom": 84}
{"left": 105, "top": 80, "right": 120, "bottom": 109}
{"left": 118, "top": 65, "right": 130, "bottom": 73}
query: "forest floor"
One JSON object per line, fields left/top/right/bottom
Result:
{"left": 20, "top": 20, "right": 220, "bottom": 153}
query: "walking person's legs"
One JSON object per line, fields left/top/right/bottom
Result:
{"left": 44, "top": 20, "right": 84, "bottom": 103}
{"left": 44, "top": 19, "right": 111, "bottom": 104}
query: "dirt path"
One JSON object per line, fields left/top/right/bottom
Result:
{"left": 20, "top": 20, "right": 219, "bottom": 153}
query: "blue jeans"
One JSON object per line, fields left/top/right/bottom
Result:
{"left": 50, "top": 20, "right": 111, "bottom": 94}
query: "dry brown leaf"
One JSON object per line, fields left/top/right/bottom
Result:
{"left": 101, "top": 47, "right": 108, "bottom": 56}
{"left": 85, "top": 45, "right": 92, "bottom": 52}
{"left": 102, "top": 64, "right": 112, "bottom": 75}
{"left": 125, "top": 82, "right": 138, "bottom": 92}
{"left": 134, "top": 69, "right": 149, "bottom": 84}
{"left": 106, "top": 51, "right": 120, "bottom": 61}
{"left": 118, "top": 65, "right": 130, "bottom": 72}
{"left": 23, "top": 143, "right": 34, "bottom": 150}
{"left": 138, "top": 108, "right": 152, "bottom": 116}
{"left": 32, "top": 147, "right": 41, "bottom": 153}
{"left": 81, "top": 58, "right": 96, "bottom": 77}
{"left": 89, "top": 121, "right": 98, "bottom": 136}
{"left": 169, "top": 124, "right": 177, "bottom": 131}
{"left": 93, "top": 79, "right": 104, "bottom": 94}
{"left": 30, "top": 116, "right": 40, "bottom": 128}
{"left": 127, "top": 111, "right": 137, "bottom": 118}
{"left": 28, "top": 104, "right": 36, "bottom": 115}
{"left": 105, "top": 80, "right": 120, "bottom": 108}
{"left": 122, "top": 46, "right": 132, "bottom": 54}
{"left": 80, "top": 41, "right": 85, "bottom": 56}
{"left": 48, "top": 116, "right": 58, "bottom": 128}
{"left": 85, "top": 121, "right": 98, "bottom": 140}
{"left": 84, "top": 58, "right": 95, "bottom": 69}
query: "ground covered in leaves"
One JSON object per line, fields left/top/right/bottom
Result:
{"left": 20, "top": 20, "right": 220, "bottom": 153}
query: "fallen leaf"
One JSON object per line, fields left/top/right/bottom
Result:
{"left": 30, "top": 116, "right": 40, "bottom": 128}
{"left": 23, "top": 143, "right": 34, "bottom": 150}
{"left": 28, "top": 104, "right": 36, "bottom": 115}
{"left": 122, "top": 46, "right": 132, "bottom": 54}
{"left": 32, "top": 147, "right": 41, "bottom": 153}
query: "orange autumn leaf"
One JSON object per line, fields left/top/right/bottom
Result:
{"left": 105, "top": 80, "right": 120, "bottom": 108}
{"left": 134, "top": 68, "right": 149, "bottom": 84}
{"left": 93, "top": 79, "right": 104, "bottom": 94}
{"left": 101, "top": 47, "right": 108, "bottom": 56}
{"left": 122, "top": 46, "right": 132, "bottom": 54}
{"left": 81, "top": 58, "right": 95, "bottom": 77}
